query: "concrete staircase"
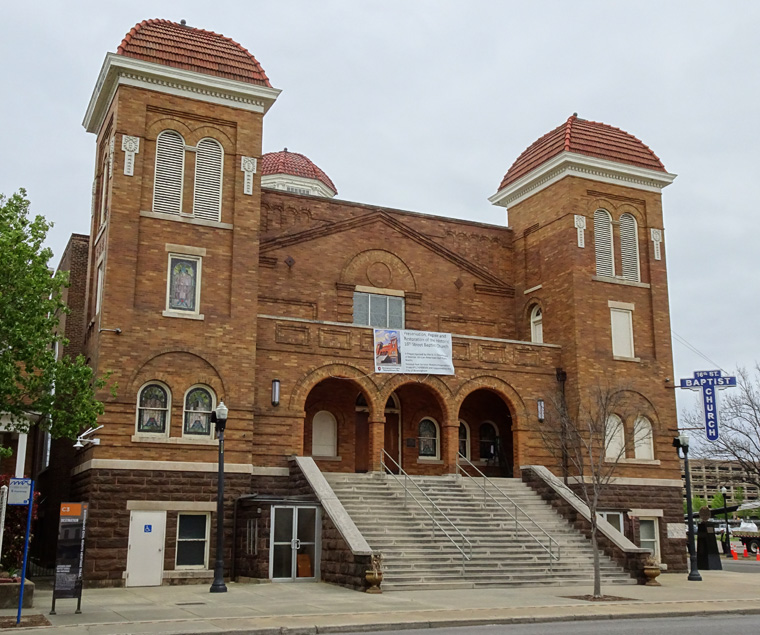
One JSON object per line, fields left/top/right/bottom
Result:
{"left": 323, "top": 472, "right": 634, "bottom": 590}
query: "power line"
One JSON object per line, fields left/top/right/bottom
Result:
{"left": 672, "top": 330, "right": 728, "bottom": 374}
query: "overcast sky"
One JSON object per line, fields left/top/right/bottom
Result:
{"left": 2, "top": 1, "right": 758, "bottom": 424}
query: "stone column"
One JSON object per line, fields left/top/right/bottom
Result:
{"left": 367, "top": 417, "right": 386, "bottom": 472}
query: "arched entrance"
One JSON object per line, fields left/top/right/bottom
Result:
{"left": 303, "top": 377, "right": 369, "bottom": 473}
{"left": 458, "top": 389, "right": 514, "bottom": 477}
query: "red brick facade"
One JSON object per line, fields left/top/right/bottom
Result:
{"left": 50, "top": 21, "right": 686, "bottom": 585}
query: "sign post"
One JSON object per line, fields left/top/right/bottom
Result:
{"left": 678, "top": 370, "right": 737, "bottom": 442}
{"left": 50, "top": 502, "right": 88, "bottom": 615}
{"left": 7, "top": 478, "right": 33, "bottom": 626}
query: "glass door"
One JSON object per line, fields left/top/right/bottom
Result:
{"left": 269, "top": 506, "right": 320, "bottom": 581}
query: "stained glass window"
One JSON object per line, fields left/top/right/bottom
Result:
{"left": 168, "top": 256, "right": 199, "bottom": 312}
{"left": 184, "top": 386, "right": 213, "bottom": 436}
{"left": 418, "top": 418, "right": 438, "bottom": 458}
{"left": 138, "top": 383, "right": 169, "bottom": 434}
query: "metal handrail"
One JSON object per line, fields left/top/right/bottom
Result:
{"left": 457, "top": 452, "right": 560, "bottom": 566}
{"left": 381, "top": 449, "right": 472, "bottom": 573}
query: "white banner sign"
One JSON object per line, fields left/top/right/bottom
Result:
{"left": 373, "top": 329, "right": 454, "bottom": 375}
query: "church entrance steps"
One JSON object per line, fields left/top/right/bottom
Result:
{"left": 322, "top": 472, "right": 634, "bottom": 590}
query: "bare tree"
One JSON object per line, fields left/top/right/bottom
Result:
{"left": 687, "top": 365, "right": 760, "bottom": 490}
{"left": 538, "top": 381, "right": 650, "bottom": 598}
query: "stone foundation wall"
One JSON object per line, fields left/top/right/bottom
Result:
{"left": 71, "top": 468, "right": 251, "bottom": 587}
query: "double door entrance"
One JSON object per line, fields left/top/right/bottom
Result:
{"left": 269, "top": 505, "right": 320, "bottom": 581}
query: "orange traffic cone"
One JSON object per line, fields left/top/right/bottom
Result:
{"left": 732, "top": 547, "right": 738, "bottom": 560}
{"left": 744, "top": 545, "right": 749, "bottom": 558}
{"left": 756, "top": 550, "right": 760, "bottom": 562}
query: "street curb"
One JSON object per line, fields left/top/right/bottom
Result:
{"left": 168, "top": 606, "right": 760, "bottom": 635}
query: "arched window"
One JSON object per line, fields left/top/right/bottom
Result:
{"left": 619, "top": 213, "right": 640, "bottom": 282}
{"left": 418, "top": 418, "right": 439, "bottom": 459}
{"left": 530, "top": 305, "right": 543, "bottom": 344}
{"left": 479, "top": 422, "right": 498, "bottom": 461}
{"left": 633, "top": 416, "right": 654, "bottom": 460}
{"left": 137, "top": 382, "right": 170, "bottom": 435}
{"left": 312, "top": 410, "right": 338, "bottom": 457}
{"left": 594, "top": 209, "right": 614, "bottom": 277}
{"left": 153, "top": 130, "right": 185, "bottom": 215}
{"left": 355, "top": 393, "right": 368, "bottom": 410}
{"left": 183, "top": 385, "right": 215, "bottom": 437}
{"left": 604, "top": 414, "right": 626, "bottom": 460}
{"left": 193, "top": 138, "right": 224, "bottom": 222}
{"left": 459, "top": 421, "right": 470, "bottom": 459}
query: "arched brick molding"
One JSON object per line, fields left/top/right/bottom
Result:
{"left": 340, "top": 249, "right": 418, "bottom": 292}
{"left": 288, "top": 363, "right": 380, "bottom": 418}
{"left": 377, "top": 374, "right": 454, "bottom": 423}
{"left": 127, "top": 348, "right": 227, "bottom": 400}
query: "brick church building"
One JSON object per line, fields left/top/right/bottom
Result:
{"left": 41, "top": 19, "right": 687, "bottom": 587}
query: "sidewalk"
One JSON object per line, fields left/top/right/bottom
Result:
{"left": 4, "top": 571, "right": 760, "bottom": 634}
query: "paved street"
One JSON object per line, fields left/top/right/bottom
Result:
{"left": 339, "top": 615, "right": 760, "bottom": 635}
{"left": 3, "top": 570, "right": 760, "bottom": 635}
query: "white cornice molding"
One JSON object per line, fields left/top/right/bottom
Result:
{"left": 262, "top": 173, "right": 337, "bottom": 198}
{"left": 489, "top": 151, "right": 677, "bottom": 209}
{"left": 83, "top": 53, "right": 282, "bottom": 134}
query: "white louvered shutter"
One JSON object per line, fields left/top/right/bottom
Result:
{"left": 193, "top": 138, "right": 223, "bottom": 222}
{"left": 153, "top": 131, "right": 185, "bottom": 215}
{"left": 619, "top": 213, "right": 640, "bottom": 282}
{"left": 594, "top": 209, "right": 614, "bottom": 277}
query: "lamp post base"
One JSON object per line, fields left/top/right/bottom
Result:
{"left": 209, "top": 580, "right": 228, "bottom": 593}
{"left": 688, "top": 570, "right": 703, "bottom": 582}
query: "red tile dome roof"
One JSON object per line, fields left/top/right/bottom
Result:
{"left": 262, "top": 149, "right": 337, "bottom": 195}
{"left": 117, "top": 19, "right": 271, "bottom": 87}
{"left": 498, "top": 114, "right": 666, "bottom": 190}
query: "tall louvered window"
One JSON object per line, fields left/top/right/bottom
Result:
{"left": 594, "top": 209, "right": 614, "bottom": 277}
{"left": 153, "top": 130, "right": 185, "bottom": 215}
{"left": 619, "top": 213, "right": 640, "bottom": 282}
{"left": 193, "top": 138, "right": 224, "bottom": 222}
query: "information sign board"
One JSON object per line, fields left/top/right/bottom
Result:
{"left": 679, "top": 370, "right": 737, "bottom": 442}
{"left": 8, "top": 478, "right": 32, "bottom": 505}
{"left": 373, "top": 328, "right": 454, "bottom": 375}
{"left": 51, "top": 502, "right": 88, "bottom": 613}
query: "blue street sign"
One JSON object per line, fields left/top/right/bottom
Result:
{"left": 144, "top": 525, "right": 152, "bottom": 533}
{"left": 679, "top": 370, "right": 737, "bottom": 442}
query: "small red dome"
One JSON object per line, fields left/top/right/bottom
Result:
{"left": 498, "top": 114, "right": 666, "bottom": 190}
{"left": 117, "top": 19, "right": 271, "bottom": 87}
{"left": 262, "top": 149, "right": 337, "bottom": 195}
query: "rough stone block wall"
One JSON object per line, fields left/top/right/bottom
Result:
{"left": 72, "top": 468, "right": 251, "bottom": 587}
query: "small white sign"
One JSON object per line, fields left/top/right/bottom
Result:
{"left": 8, "top": 478, "right": 32, "bottom": 505}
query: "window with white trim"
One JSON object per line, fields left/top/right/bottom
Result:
{"left": 610, "top": 307, "right": 634, "bottom": 358}
{"left": 633, "top": 416, "right": 654, "bottom": 460}
{"left": 166, "top": 254, "right": 202, "bottom": 316}
{"left": 153, "top": 130, "right": 185, "bottom": 215}
{"left": 176, "top": 513, "right": 210, "bottom": 568}
{"left": 418, "top": 418, "right": 439, "bottom": 459}
{"left": 599, "top": 511, "right": 624, "bottom": 534}
{"left": 98, "top": 156, "right": 109, "bottom": 226}
{"left": 594, "top": 209, "right": 614, "bottom": 277}
{"left": 95, "top": 262, "right": 104, "bottom": 316}
{"left": 530, "top": 305, "right": 543, "bottom": 343}
{"left": 353, "top": 292, "right": 404, "bottom": 329}
{"left": 458, "top": 421, "right": 470, "bottom": 460}
{"left": 312, "top": 410, "right": 338, "bottom": 457}
{"left": 619, "top": 213, "right": 640, "bottom": 282}
{"left": 183, "top": 385, "right": 215, "bottom": 437}
{"left": 192, "top": 138, "right": 224, "bottom": 222}
{"left": 136, "top": 381, "right": 171, "bottom": 436}
{"left": 638, "top": 517, "right": 660, "bottom": 560}
{"left": 604, "top": 414, "right": 625, "bottom": 460}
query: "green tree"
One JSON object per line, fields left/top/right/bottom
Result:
{"left": 0, "top": 190, "right": 110, "bottom": 457}
{"left": 711, "top": 492, "right": 725, "bottom": 509}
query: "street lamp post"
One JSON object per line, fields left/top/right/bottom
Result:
{"left": 674, "top": 433, "right": 702, "bottom": 581}
{"left": 721, "top": 485, "right": 730, "bottom": 555}
{"left": 210, "top": 401, "right": 229, "bottom": 593}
